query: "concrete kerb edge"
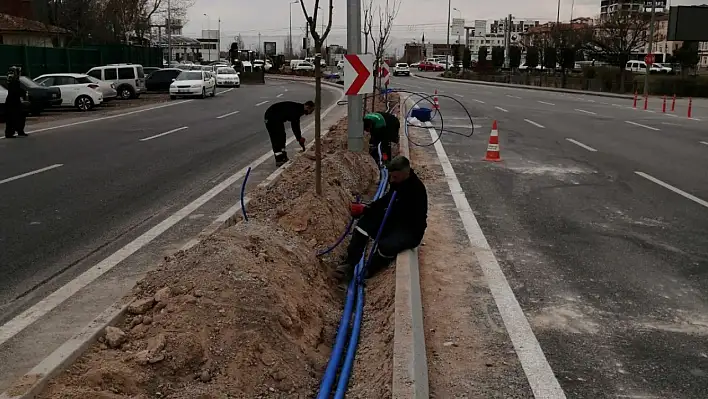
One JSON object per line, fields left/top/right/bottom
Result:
{"left": 412, "top": 72, "right": 634, "bottom": 100}
{"left": 0, "top": 85, "right": 347, "bottom": 399}
{"left": 391, "top": 96, "right": 430, "bottom": 399}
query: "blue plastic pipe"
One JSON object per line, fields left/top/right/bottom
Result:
{"left": 335, "top": 191, "right": 398, "bottom": 397}
{"left": 241, "top": 166, "right": 252, "bottom": 221}
{"left": 316, "top": 173, "right": 388, "bottom": 399}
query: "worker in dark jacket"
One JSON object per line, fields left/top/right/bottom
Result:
{"left": 4, "top": 66, "right": 28, "bottom": 139}
{"left": 363, "top": 111, "right": 400, "bottom": 165}
{"left": 263, "top": 100, "right": 315, "bottom": 167}
{"left": 334, "top": 155, "right": 427, "bottom": 281}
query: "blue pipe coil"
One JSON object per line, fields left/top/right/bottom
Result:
{"left": 241, "top": 166, "right": 252, "bottom": 221}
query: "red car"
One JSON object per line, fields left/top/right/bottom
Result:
{"left": 418, "top": 61, "right": 445, "bottom": 71}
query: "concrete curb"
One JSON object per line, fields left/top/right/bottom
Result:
{"left": 0, "top": 86, "right": 347, "bottom": 399}
{"left": 391, "top": 96, "right": 429, "bottom": 399}
{"left": 412, "top": 72, "right": 634, "bottom": 100}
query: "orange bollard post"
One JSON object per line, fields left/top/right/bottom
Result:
{"left": 633, "top": 91, "right": 638, "bottom": 108}
{"left": 644, "top": 95, "right": 648, "bottom": 110}
{"left": 671, "top": 94, "right": 676, "bottom": 112}
{"left": 688, "top": 97, "right": 693, "bottom": 118}
{"left": 662, "top": 95, "right": 666, "bottom": 113}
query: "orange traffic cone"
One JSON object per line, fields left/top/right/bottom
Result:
{"left": 433, "top": 89, "right": 439, "bottom": 110}
{"left": 484, "top": 120, "right": 501, "bottom": 162}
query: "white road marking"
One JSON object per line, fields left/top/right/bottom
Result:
{"left": 0, "top": 164, "right": 63, "bottom": 186}
{"left": 0, "top": 86, "right": 347, "bottom": 348}
{"left": 645, "top": 110, "right": 656, "bottom": 113}
{"left": 255, "top": 100, "right": 269, "bottom": 107}
{"left": 215, "top": 88, "right": 234, "bottom": 96}
{"left": 612, "top": 104, "right": 624, "bottom": 107}
{"left": 666, "top": 113, "right": 678, "bottom": 117}
{"left": 524, "top": 119, "right": 545, "bottom": 128}
{"left": 625, "top": 121, "right": 659, "bottom": 131}
{"left": 566, "top": 138, "right": 597, "bottom": 152}
{"left": 20, "top": 100, "right": 192, "bottom": 135}
{"left": 700, "top": 141, "right": 708, "bottom": 146}
{"left": 276, "top": 93, "right": 283, "bottom": 98}
{"left": 426, "top": 126, "right": 567, "bottom": 399}
{"left": 635, "top": 171, "right": 708, "bottom": 209}
{"left": 284, "top": 88, "right": 289, "bottom": 92}
{"left": 574, "top": 109, "right": 596, "bottom": 115}
{"left": 661, "top": 122, "right": 680, "bottom": 126}
{"left": 689, "top": 117, "right": 702, "bottom": 121}
{"left": 495, "top": 106, "right": 508, "bottom": 112}
{"left": 473, "top": 99, "right": 486, "bottom": 104}
{"left": 216, "top": 110, "right": 240, "bottom": 119}
{"left": 506, "top": 94, "right": 522, "bottom": 99}
{"left": 454, "top": 93, "right": 464, "bottom": 98}
{"left": 538, "top": 101, "right": 555, "bottom": 106}
{"left": 139, "top": 126, "right": 189, "bottom": 141}
{"left": 587, "top": 99, "right": 595, "bottom": 103}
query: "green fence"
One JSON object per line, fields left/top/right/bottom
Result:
{"left": 0, "top": 44, "right": 163, "bottom": 78}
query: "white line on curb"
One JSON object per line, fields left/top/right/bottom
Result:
{"left": 635, "top": 171, "right": 708, "bottom": 209}
{"left": 495, "top": 106, "right": 508, "bottom": 112}
{"left": 216, "top": 110, "right": 240, "bottom": 119}
{"left": 426, "top": 126, "right": 566, "bottom": 399}
{"left": 574, "top": 109, "right": 596, "bottom": 115}
{"left": 0, "top": 164, "right": 63, "bottom": 186}
{"left": 538, "top": 101, "right": 555, "bottom": 106}
{"left": 524, "top": 119, "right": 545, "bottom": 128}
{"left": 625, "top": 120, "right": 659, "bottom": 131}
{"left": 255, "top": 101, "right": 269, "bottom": 107}
{"left": 139, "top": 126, "right": 188, "bottom": 141}
{"left": 566, "top": 138, "right": 597, "bottom": 152}
{"left": 0, "top": 86, "right": 346, "bottom": 351}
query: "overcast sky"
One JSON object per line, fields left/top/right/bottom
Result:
{"left": 182, "top": 0, "right": 707, "bottom": 53}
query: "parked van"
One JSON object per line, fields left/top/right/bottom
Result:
{"left": 625, "top": 60, "right": 662, "bottom": 74}
{"left": 86, "top": 64, "right": 146, "bottom": 99}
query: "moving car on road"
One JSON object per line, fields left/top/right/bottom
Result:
{"left": 169, "top": 70, "right": 216, "bottom": 99}
{"left": 418, "top": 61, "right": 444, "bottom": 71}
{"left": 293, "top": 61, "right": 315, "bottom": 71}
{"left": 145, "top": 68, "right": 182, "bottom": 92}
{"left": 393, "top": 63, "right": 410, "bottom": 76}
{"left": 215, "top": 67, "right": 241, "bottom": 88}
{"left": 0, "top": 75, "right": 61, "bottom": 115}
{"left": 34, "top": 73, "right": 104, "bottom": 111}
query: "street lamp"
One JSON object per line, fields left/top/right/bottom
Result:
{"left": 203, "top": 13, "right": 211, "bottom": 61}
{"left": 446, "top": 0, "right": 451, "bottom": 70}
{"left": 289, "top": 1, "right": 298, "bottom": 58}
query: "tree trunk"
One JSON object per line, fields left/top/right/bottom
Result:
{"left": 314, "top": 51, "right": 323, "bottom": 195}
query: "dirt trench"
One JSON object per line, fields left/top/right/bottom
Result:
{"left": 37, "top": 99, "right": 401, "bottom": 399}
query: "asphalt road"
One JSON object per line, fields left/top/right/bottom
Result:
{"left": 396, "top": 74, "right": 708, "bottom": 398}
{"left": 0, "top": 81, "right": 337, "bottom": 322}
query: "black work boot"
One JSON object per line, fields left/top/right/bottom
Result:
{"left": 274, "top": 151, "right": 289, "bottom": 167}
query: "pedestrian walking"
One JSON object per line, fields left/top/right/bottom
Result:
{"left": 263, "top": 100, "right": 315, "bottom": 167}
{"left": 4, "top": 66, "right": 28, "bottom": 139}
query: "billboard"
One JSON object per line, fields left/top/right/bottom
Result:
{"left": 451, "top": 18, "right": 465, "bottom": 36}
{"left": 668, "top": 6, "right": 708, "bottom": 41}
{"left": 201, "top": 29, "right": 219, "bottom": 40}
{"left": 264, "top": 41, "right": 277, "bottom": 56}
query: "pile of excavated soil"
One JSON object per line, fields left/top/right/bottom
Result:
{"left": 38, "top": 112, "right": 383, "bottom": 399}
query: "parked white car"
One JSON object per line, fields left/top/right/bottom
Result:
{"left": 625, "top": 60, "right": 663, "bottom": 74}
{"left": 215, "top": 67, "right": 240, "bottom": 88}
{"left": 393, "top": 63, "right": 410, "bottom": 76}
{"left": 651, "top": 62, "right": 673, "bottom": 74}
{"left": 253, "top": 59, "right": 272, "bottom": 71}
{"left": 169, "top": 70, "right": 216, "bottom": 99}
{"left": 34, "top": 73, "right": 103, "bottom": 111}
{"left": 336, "top": 59, "right": 345, "bottom": 70}
{"left": 293, "top": 61, "right": 315, "bottom": 71}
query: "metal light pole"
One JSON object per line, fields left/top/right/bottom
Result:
{"left": 289, "top": 1, "right": 298, "bottom": 58}
{"left": 167, "top": 0, "right": 172, "bottom": 65}
{"left": 218, "top": 18, "right": 221, "bottom": 61}
{"left": 347, "top": 0, "right": 363, "bottom": 151}
{"left": 644, "top": 0, "right": 657, "bottom": 96}
{"left": 446, "top": 0, "right": 451, "bottom": 70}
{"left": 204, "top": 14, "right": 210, "bottom": 61}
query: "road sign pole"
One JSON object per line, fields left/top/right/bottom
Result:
{"left": 644, "top": 0, "right": 657, "bottom": 97}
{"left": 347, "top": 0, "right": 364, "bottom": 151}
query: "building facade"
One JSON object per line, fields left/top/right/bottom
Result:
{"left": 600, "top": 0, "right": 666, "bottom": 19}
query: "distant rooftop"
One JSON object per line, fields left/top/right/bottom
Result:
{"left": 0, "top": 12, "right": 69, "bottom": 34}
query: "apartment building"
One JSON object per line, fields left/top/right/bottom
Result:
{"left": 600, "top": 0, "right": 666, "bottom": 19}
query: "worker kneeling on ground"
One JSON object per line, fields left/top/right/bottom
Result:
{"left": 363, "top": 111, "right": 400, "bottom": 165}
{"left": 263, "top": 100, "right": 315, "bottom": 167}
{"left": 334, "top": 155, "right": 427, "bottom": 281}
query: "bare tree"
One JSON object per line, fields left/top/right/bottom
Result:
{"left": 587, "top": 11, "right": 652, "bottom": 89}
{"left": 299, "top": 0, "right": 334, "bottom": 195}
{"left": 362, "top": 0, "right": 374, "bottom": 54}
{"left": 369, "top": 0, "right": 400, "bottom": 111}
